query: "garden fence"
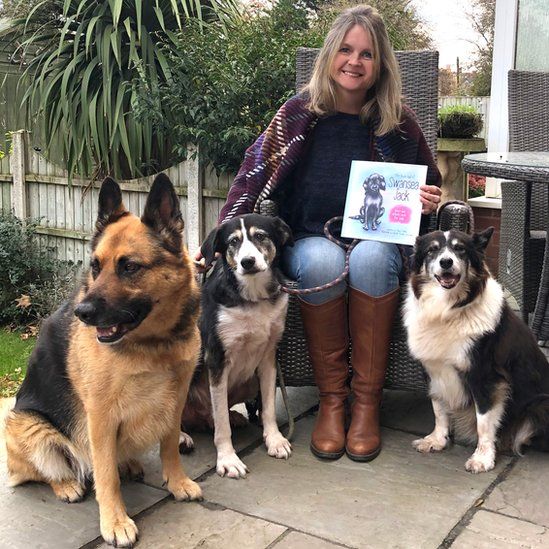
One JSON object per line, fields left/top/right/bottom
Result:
{"left": 0, "top": 131, "right": 231, "bottom": 270}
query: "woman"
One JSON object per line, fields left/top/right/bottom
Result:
{"left": 198, "top": 5, "right": 441, "bottom": 462}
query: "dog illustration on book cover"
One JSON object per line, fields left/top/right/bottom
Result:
{"left": 349, "top": 172, "right": 386, "bottom": 231}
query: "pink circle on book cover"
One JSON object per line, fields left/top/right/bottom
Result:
{"left": 389, "top": 205, "right": 412, "bottom": 224}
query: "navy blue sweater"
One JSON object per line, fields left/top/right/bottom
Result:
{"left": 282, "top": 113, "right": 374, "bottom": 239}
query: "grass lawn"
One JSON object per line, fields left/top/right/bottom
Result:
{"left": 0, "top": 328, "right": 36, "bottom": 397}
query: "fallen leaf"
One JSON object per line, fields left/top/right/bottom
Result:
{"left": 15, "top": 294, "right": 31, "bottom": 308}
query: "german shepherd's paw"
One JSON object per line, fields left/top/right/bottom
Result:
{"left": 465, "top": 450, "right": 496, "bottom": 474}
{"left": 264, "top": 432, "right": 292, "bottom": 459}
{"left": 412, "top": 434, "right": 449, "bottom": 453}
{"left": 100, "top": 514, "right": 138, "bottom": 548}
{"left": 216, "top": 452, "right": 249, "bottom": 479}
{"left": 51, "top": 479, "right": 86, "bottom": 503}
{"left": 119, "top": 459, "right": 144, "bottom": 481}
{"left": 178, "top": 431, "right": 195, "bottom": 454}
{"left": 167, "top": 477, "right": 203, "bottom": 501}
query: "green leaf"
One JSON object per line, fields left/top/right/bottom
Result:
{"left": 135, "top": 0, "right": 142, "bottom": 41}
{"left": 110, "top": 0, "right": 124, "bottom": 29}
{"left": 110, "top": 27, "right": 122, "bottom": 69}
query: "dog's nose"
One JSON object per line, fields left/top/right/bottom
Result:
{"left": 240, "top": 256, "right": 256, "bottom": 270}
{"left": 439, "top": 257, "right": 453, "bottom": 270}
{"left": 74, "top": 301, "right": 98, "bottom": 324}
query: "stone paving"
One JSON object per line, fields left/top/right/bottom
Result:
{"left": 2, "top": 373, "right": 549, "bottom": 549}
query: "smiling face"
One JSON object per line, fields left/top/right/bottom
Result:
{"left": 412, "top": 229, "right": 494, "bottom": 297}
{"left": 330, "top": 24, "right": 376, "bottom": 113}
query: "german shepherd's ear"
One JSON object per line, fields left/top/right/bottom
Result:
{"left": 96, "top": 177, "right": 128, "bottom": 232}
{"left": 142, "top": 173, "right": 184, "bottom": 251}
{"left": 472, "top": 227, "right": 494, "bottom": 253}
{"left": 201, "top": 226, "right": 222, "bottom": 268}
{"left": 273, "top": 217, "right": 294, "bottom": 248}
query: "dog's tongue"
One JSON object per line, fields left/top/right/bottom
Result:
{"left": 439, "top": 273, "right": 460, "bottom": 289}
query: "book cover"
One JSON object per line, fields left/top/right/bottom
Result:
{"left": 341, "top": 160, "right": 427, "bottom": 246}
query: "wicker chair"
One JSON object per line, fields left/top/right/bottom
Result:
{"left": 262, "top": 48, "right": 472, "bottom": 392}
{"left": 498, "top": 70, "right": 549, "bottom": 322}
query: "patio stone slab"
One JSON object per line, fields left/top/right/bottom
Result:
{"left": 98, "top": 502, "right": 286, "bottom": 549}
{"left": 272, "top": 531, "right": 344, "bottom": 548}
{"left": 452, "top": 510, "right": 549, "bottom": 548}
{"left": 140, "top": 386, "right": 318, "bottom": 490}
{"left": 200, "top": 414, "right": 509, "bottom": 549}
{"left": 483, "top": 450, "right": 549, "bottom": 527}
{"left": 0, "top": 466, "right": 169, "bottom": 549}
{"left": 380, "top": 390, "right": 434, "bottom": 436}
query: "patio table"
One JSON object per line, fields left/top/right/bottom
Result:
{"left": 462, "top": 152, "right": 549, "bottom": 340}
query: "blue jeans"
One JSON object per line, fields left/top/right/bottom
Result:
{"left": 282, "top": 237, "right": 403, "bottom": 305}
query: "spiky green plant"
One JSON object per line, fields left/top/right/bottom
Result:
{"left": 9, "top": 0, "right": 241, "bottom": 179}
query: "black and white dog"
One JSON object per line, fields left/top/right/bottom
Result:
{"left": 404, "top": 228, "right": 549, "bottom": 473}
{"left": 183, "top": 214, "right": 293, "bottom": 478}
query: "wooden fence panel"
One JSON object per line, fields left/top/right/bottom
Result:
{"left": 203, "top": 166, "right": 233, "bottom": 238}
{"left": 0, "top": 181, "right": 10, "bottom": 212}
{"left": 0, "top": 131, "right": 232, "bottom": 270}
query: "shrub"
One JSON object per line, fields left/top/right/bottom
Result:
{"left": 0, "top": 212, "right": 75, "bottom": 325}
{"left": 437, "top": 105, "right": 484, "bottom": 139}
{"left": 135, "top": 0, "right": 324, "bottom": 174}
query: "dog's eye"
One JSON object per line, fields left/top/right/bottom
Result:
{"left": 453, "top": 244, "right": 465, "bottom": 252}
{"left": 123, "top": 261, "right": 141, "bottom": 274}
{"left": 255, "top": 233, "right": 267, "bottom": 242}
{"left": 427, "top": 247, "right": 438, "bottom": 255}
{"left": 229, "top": 236, "right": 239, "bottom": 246}
{"left": 91, "top": 259, "right": 100, "bottom": 278}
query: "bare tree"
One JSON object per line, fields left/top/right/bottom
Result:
{"left": 466, "top": 0, "right": 495, "bottom": 96}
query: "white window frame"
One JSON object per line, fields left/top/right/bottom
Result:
{"left": 485, "top": 0, "right": 519, "bottom": 198}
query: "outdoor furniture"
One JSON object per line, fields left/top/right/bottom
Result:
{"left": 462, "top": 152, "right": 549, "bottom": 341}
{"left": 497, "top": 70, "right": 549, "bottom": 321}
{"left": 261, "top": 48, "right": 473, "bottom": 392}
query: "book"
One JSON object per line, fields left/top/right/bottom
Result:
{"left": 341, "top": 160, "right": 427, "bottom": 246}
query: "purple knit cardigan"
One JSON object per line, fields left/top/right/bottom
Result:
{"left": 219, "top": 95, "right": 441, "bottom": 223}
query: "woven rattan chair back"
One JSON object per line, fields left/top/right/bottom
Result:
{"left": 508, "top": 70, "right": 549, "bottom": 152}
{"left": 498, "top": 70, "right": 549, "bottom": 319}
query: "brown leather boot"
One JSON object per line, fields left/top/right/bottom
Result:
{"left": 300, "top": 295, "right": 349, "bottom": 459}
{"left": 346, "top": 287, "right": 400, "bottom": 461}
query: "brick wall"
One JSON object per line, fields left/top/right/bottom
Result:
{"left": 471, "top": 206, "right": 501, "bottom": 277}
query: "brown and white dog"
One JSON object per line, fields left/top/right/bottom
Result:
{"left": 404, "top": 228, "right": 549, "bottom": 473}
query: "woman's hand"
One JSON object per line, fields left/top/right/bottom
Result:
{"left": 193, "top": 247, "right": 219, "bottom": 273}
{"left": 419, "top": 184, "right": 442, "bottom": 215}
{"left": 193, "top": 248, "right": 208, "bottom": 273}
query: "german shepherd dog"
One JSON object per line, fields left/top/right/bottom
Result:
{"left": 5, "top": 175, "right": 202, "bottom": 547}
{"left": 404, "top": 228, "right": 549, "bottom": 473}
{"left": 182, "top": 214, "right": 293, "bottom": 479}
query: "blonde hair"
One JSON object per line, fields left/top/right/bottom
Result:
{"left": 304, "top": 5, "right": 402, "bottom": 135}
